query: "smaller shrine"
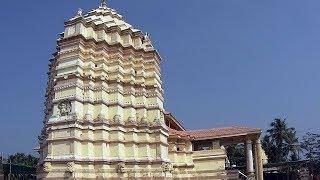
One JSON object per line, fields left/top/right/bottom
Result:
{"left": 165, "top": 112, "right": 266, "bottom": 179}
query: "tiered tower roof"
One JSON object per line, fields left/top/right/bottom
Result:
{"left": 68, "top": 5, "right": 139, "bottom": 33}
{"left": 63, "top": 1, "right": 156, "bottom": 54}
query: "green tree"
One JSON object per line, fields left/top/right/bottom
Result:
{"left": 262, "top": 118, "right": 300, "bottom": 163}
{"left": 226, "top": 144, "right": 245, "bottom": 167}
{"left": 301, "top": 132, "right": 320, "bottom": 176}
{"left": 7, "top": 153, "right": 38, "bottom": 167}
{"left": 261, "top": 135, "right": 278, "bottom": 163}
{"left": 301, "top": 132, "right": 320, "bottom": 160}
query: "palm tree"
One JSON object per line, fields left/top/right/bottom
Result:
{"left": 286, "top": 129, "right": 301, "bottom": 161}
{"left": 262, "top": 135, "right": 278, "bottom": 163}
{"left": 262, "top": 118, "right": 300, "bottom": 163}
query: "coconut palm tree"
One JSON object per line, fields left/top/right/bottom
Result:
{"left": 262, "top": 118, "right": 300, "bottom": 163}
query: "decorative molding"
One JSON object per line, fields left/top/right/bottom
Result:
{"left": 52, "top": 96, "right": 163, "bottom": 111}
{"left": 58, "top": 35, "right": 161, "bottom": 63}
{"left": 54, "top": 73, "right": 163, "bottom": 92}
{"left": 44, "top": 156, "right": 170, "bottom": 164}
{"left": 45, "top": 137, "right": 169, "bottom": 146}
{"left": 55, "top": 58, "right": 161, "bottom": 82}
{"left": 46, "top": 118, "right": 168, "bottom": 133}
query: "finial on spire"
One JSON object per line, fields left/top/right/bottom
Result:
{"left": 100, "top": 0, "right": 107, "bottom": 7}
{"left": 76, "top": 8, "right": 83, "bottom": 17}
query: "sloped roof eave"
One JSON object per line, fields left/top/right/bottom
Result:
{"left": 164, "top": 112, "right": 186, "bottom": 131}
{"left": 169, "top": 126, "right": 262, "bottom": 141}
{"left": 191, "top": 131, "right": 262, "bottom": 141}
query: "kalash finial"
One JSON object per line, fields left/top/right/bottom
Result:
{"left": 100, "top": 0, "right": 107, "bottom": 7}
{"left": 76, "top": 8, "right": 83, "bottom": 16}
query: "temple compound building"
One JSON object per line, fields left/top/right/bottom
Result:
{"left": 38, "top": 1, "right": 265, "bottom": 179}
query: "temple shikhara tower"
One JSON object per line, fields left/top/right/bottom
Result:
{"left": 38, "top": 1, "right": 266, "bottom": 179}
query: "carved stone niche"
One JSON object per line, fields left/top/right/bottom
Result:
{"left": 161, "top": 162, "right": 173, "bottom": 172}
{"left": 113, "top": 115, "right": 124, "bottom": 124}
{"left": 126, "top": 116, "right": 136, "bottom": 125}
{"left": 58, "top": 100, "right": 72, "bottom": 116}
{"left": 66, "top": 162, "right": 75, "bottom": 173}
{"left": 116, "top": 162, "right": 125, "bottom": 173}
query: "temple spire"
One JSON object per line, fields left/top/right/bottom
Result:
{"left": 100, "top": 0, "right": 107, "bottom": 7}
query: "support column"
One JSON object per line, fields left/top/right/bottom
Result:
{"left": 256, "top": 139, "right": 264, "bottom": 180}
{"left": 254, "top": 142, "right": 258, "bottom": 180}
{"left": 245, "top": 139, "right": 255, "bottom": 178}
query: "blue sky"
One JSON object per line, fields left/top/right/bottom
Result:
{"left": 1, "top": 0, "right": 320, "bottom": 155}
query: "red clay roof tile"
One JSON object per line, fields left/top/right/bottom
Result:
{"left": 169, "top": 126, "right": 261, "bottom": 140}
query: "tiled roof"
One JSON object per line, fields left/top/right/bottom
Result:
{"left": 169, "top": 128, "right": 191, "bottom": 138}
{"left": 169, "top": 126, "right": 261, "bottom": 140}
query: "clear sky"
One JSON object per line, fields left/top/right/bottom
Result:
{"left": 1, "top": 0, "right": 320, "bottom": 155}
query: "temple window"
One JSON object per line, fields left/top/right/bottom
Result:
{"left": 176, "top": 147, "right": 181, "bottom": 151}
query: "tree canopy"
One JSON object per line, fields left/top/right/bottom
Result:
{"left": 7, "top": 153, "right": 38, "bottom": 167}
{"left": 262, "top": 118, "right": 300, "bottom": 163}
{"left": 226, "top": 144, "right": 245, "bottom": 167}
{"left": 301, "top": 132, "right": 320, "bottom": 175}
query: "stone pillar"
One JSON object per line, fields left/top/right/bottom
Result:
{"left": 255, "top": 139, "right": 264, "bottom": 180}
{"left": 253, "top": 141, "right": 259, "bottom": 180}
{"left": 245, "top": 139, "right": 255, "bottom": 178}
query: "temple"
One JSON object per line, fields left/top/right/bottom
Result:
{"left": 37, "top": 1, "right": 265, "bottom": 179}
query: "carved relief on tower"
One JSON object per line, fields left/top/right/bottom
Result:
{"left": 116, "top": 162, "right": 126, "bottom": 173}
{"left": 67, "top": 26, "right": 76, "bottom": 36}
{"left": 43, "top": 162, "right": 52, "bottom": 173}
{"left": 58, "top": 100, "right": 72, "bottom": 116}
{"left": 66, "top": 162, "right": 76, "bottom": 173}
{"left": 126, "top": 116, "right": 137, "bottom": 126}
{"left": 161, "top": 162, "right": 173, "bottom": 172}
{"left": 112, "top": 114, "right": 124, "bottom": 125}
